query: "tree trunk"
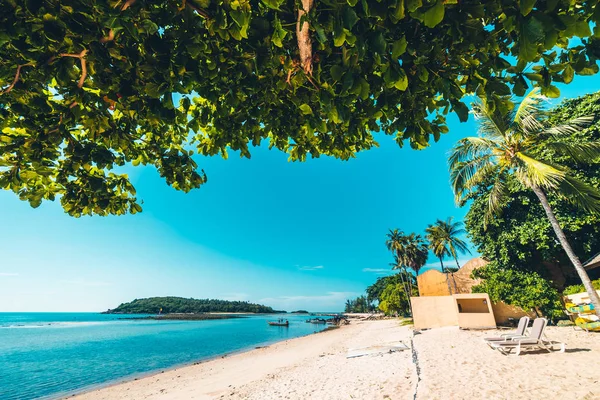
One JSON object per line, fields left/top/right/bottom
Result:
{"left": 400, "top": 267, "right": 413, "bottom": 316}
{"left": 296, "top": 0, "right": 314, "bottom": 75}
{"left": 441, "top": 257, "right": 453, "bottom": 295}
{"left": 531, "top": 185, "right": 600, "bottom": 318}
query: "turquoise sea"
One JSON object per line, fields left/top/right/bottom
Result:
{"left": 0, "top": 312, "right": 329, "bottom": 400}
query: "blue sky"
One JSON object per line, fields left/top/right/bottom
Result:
{"left": 1, "top": 75, "right": 600, "bottom": 312}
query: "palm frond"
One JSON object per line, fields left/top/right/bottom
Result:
{"left": 448, "top": 137, "right": 498, "bottom": 169}
{"left": 557, "top": 175, "right": 600, "bottom": 214}
{"left": 472, "top": 102, "right": 511, "bottom": 140}
{"left": 543, "top": 115, "right": 595, "bottom": 138}
{"left": 544, "top": 140, "right": 600, "bottom": 164}
{"left": 514, "top": 88, "right": 545, "bottom": 134}
{"left": 515, "top": 152, "right": 565, "bottom": 189}
{"left": 461, "top": 163, "right": 499, "bottom": 193}
{"left": 484, "top": 173, "right": 508, "bottom": 229}
{"left": 450, "top": 155, "right": 495, "bottom": 203}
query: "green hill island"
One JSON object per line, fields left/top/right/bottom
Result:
{"left": 103, "top": 297, "right": 286, "bottom": 320}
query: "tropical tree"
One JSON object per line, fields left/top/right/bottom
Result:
{"left": 2, "top": 1, "right": 600, "bottom": 216}
{"left": 425, "top": 223, "right": 451, "bottom": 273}
{"left": 401, "top": 233, "right": 429, "bottom": 278}
{"left": 366, "top": 272, "right": 416, "bottom": 305}
{"left": 464, "top": 92, "right": 600, "bottom": 287}
{"left": 449, "top": 89, "right": 600, "bottom": 317}
{"left": 378, "top": 283, "right": 412, "bottom": 316}
{"left": 425, "top": 216, "right": 471, "bottom": 293}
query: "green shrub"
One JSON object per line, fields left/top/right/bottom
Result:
{"left": 563, "top": 279, "right": 600, "bottom": 296}
{"left": 471, "top": 264, "right": 564, "bottom": 318}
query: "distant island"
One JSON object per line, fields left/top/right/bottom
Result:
{"left": 103, "top": 297, "right": 286, "bottom": 314}
{"left": 291, "top": 310, "right": 309, "bottom": 314}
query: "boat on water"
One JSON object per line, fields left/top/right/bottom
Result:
{"left": 306, "top": 318, "right": 328, "bottom": 324}
{"left": 268, "top": 319, "right": 289, "bottom": 327}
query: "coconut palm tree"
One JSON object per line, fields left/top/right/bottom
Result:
{"left": 426, "top": 217, "right": 471, "bottom": 271}
{"left": 425, "top": 222, "right": 453, "bottom": 293}
{"left": 385, "top": 229, "right": 428, "bottom": 296}
{"left": 402, "top": 233, "right": 429, "bottom": 278}
{"left": 386, "top": 229, "right": 413, "bottom": 297}
{"left": 449, "top": 88, "right": 600, "bottom": 317}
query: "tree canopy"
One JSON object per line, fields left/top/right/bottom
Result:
{"left": 464, "top": 91, "right": 600, "bottom": 285}
{"left": 2, "top": 0, "right": 600, "bottom": 215}
{"left": 105, "top": 296, "right": 285, "bottom": 313}
{"left": 471, "top": 264, "right": 564, "bottom": 318}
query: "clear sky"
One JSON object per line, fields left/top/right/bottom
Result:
{"left": 1, "top": 75, "right": 600, "bottom": 313}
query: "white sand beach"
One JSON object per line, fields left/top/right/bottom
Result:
{"left": 74, "top": 320, "right": 600, "bottom": 400}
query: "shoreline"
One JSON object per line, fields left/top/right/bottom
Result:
{"left": 71, "top": 321, "right": 599, "bottom": 400}
{"left": 62, "top": 324, "right": 337, "bottom": 400}
{"left": 74, "top": 320, "right": 415, "bottom": 400}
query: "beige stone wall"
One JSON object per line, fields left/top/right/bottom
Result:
{"left": 417, "top": 270, "right": 452, "bottom": 296}
{"left": 454, "top": 294, "right": 497, "bottom": 329}
{"left": 416, "top": 258, "right": 532, "bottom": 325}
{"left": 411, "top": 294, "right": 497, "bottom": 330}
{"left": 410, "top": 296, "right": 458, "bottom": 330}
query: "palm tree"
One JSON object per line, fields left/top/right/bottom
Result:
{"left": 449, "top": 88, "right": 600, "bottom": 317}
{"left": 425, "top": 222, "right": 453, "bottom": 293}
{"left": 402, "top": 233, "right": 429, "bottom": 278}
{"left": 426, "top": 217, "right": 471, "bottom": 268}
{"left": 386, "top": 230, "right": 414, "bottom": 300}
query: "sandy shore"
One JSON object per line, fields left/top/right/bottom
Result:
{"left": 74, "top": 320, "right": 599, "bottom": 400}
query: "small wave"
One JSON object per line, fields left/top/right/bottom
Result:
{"left": 1, "top": 321, "right": 111, "bottom": 329}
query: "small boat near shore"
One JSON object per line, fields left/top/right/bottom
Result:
{"left": 268, "top": 319, "right": 289, "bottom": 327}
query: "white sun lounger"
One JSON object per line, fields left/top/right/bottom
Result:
{"left": 484, "top": 316, "right": 530, "bottom": 345}
{"left": 489, "top": 318, "right": 565, "bottom": 356}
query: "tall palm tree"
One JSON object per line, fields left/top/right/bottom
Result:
{"left": 449, "top": 88, "right": 600, "bottom": 317}
{"left": 386, "top": 229, "right": 428, "bottom": 296}
{"left": 386, "top": 229, "right": 413, "bottom": 298}
{"left": 426, "top": 217, "right": 471, "bottom": 270}
{"left": 389, "top": 255, "right": 413, "bottom": 314}
{"left": 425, "top": 222, "right": 453, "bottom": 293}
{"left": 402, "top": 233, "right": 429, "bottom": 278}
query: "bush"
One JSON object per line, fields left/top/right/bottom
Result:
{"left": 563, "top": 279, "right": 600, "bottom": 296}
{"left": 471, "top": 264, "right": 564, "bottom": 318}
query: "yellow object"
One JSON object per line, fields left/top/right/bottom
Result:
{"left": 574, "top": 317, "right": 600, "bottom": 332}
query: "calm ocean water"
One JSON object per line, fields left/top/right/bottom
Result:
{"left": 0, "top": 312, "right": 329, "bottom": 400}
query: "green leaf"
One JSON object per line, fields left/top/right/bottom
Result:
{"left": 391, "top": 36, "right": 407, "bottom": 59}
{"left": 299, "top": 104, "right": 313, "bottom": 115}
{"left": 562, "top": 65, "right": 574, "bottom": 84}
{"left": 260, "top": 0, "right": 284, "bottom": 10}
{"left": 421, "top": 0, "right": 445, "bottom": 28}
{"left": 394, "top": 68, "right": 408, "bottom": 91}
{"left": 519, "top": 0, "right": 536, "bottom": 16}
{"left": 330, "top": 65, "right": 344, "bottom": 81}
{"left": 406, "top": 0, "right": 422, "bottom": 12}
{"left": 333, "top": 22, "right": 346, "bottom": 46}
{"left": 342, "top": 7, "right": 359, "bottom": 30}
{"left": 519, "top": 17, "right": 544, "bottom": 62}
{"left": 541, "top": 84, "right": 560, "bottom": 98}
{"left": 370, "top": 32, "right": 386, "bottom": 54}
{"left": 513, "top": 75, "right": 528, "bottom": 96}
{"left": 271, "top": 15, "right": 287, "bottom": 47}
{"left": 452, "top": 101, "right": 469, "bottom": 122}
{"left": 391, "top": 0, "right": 405, "bottom": 22}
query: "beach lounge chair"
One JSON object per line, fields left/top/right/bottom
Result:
{"left": 483, "top": 316, "right": 530, "bottom": 345}
{"left": 489, "top": 318, "right": 565, "bottom": 356}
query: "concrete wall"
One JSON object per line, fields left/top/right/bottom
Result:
{"left": 417, "top": 258, "right": 532, "bottom": 325}
{"left": 417, "top": 270, "right": 453, "bottom": 296}
{"left": 411, "top": 294, "right": 497, "bottom": 330}
{"left": 454, "top": 294, "right": 497, "bottom": 329}
{"left": 410, "top": 296, "right": 458, "bottom": 330}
